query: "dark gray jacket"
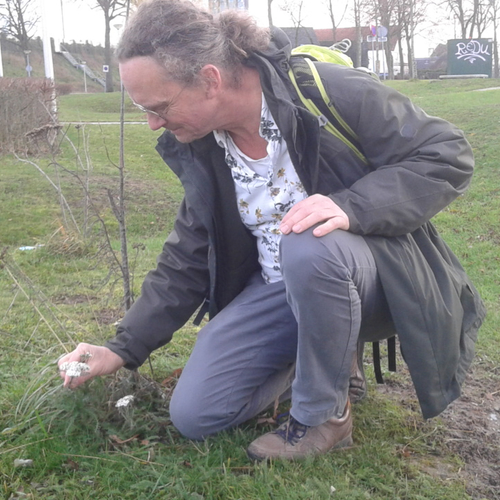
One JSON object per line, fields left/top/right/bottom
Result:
{"left": 107, "top": 29, "right": 486, "bottom": 419}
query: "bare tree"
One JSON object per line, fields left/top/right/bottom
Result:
{"left": 352, "top": 0, "right": 364, "bottom": 67}
{"left": 470, "top": 0, "right": 493, "bottom": 36}
{"left": 443, "top": 0, "right": 473, "bottom": 37}
{"left": 442, "top": 0, "right": 494, "bottom": 37}
{"left": 323, "top": 0, "right": 348, "bottom": 43}
{"left": 91, "top": 0, "right": 128, "bottom": 93}
{"left": 489, "top": 0, "right": 499, "bottom": 76}
{"left": 0, "top": 0, "right": 39, "bottom": 58}
{"left": 444, "top": 0, "right": 467, "bottom": 37}
{"left": 279, "top": 0, "right": 309, "bottom": 45}
{"left": 365, "top": 0, "right": 398, "bottom": 78}
{"left": 394, "top": 0, "right": 408, "bottom": 77}
{"left": 324, "top": 0, "right": 338, "bottom": 42}
{"left": 393, "top": 0, "right": 427, "bottom": 78}
{"left": 268, "top": 0, "right": 274, "bottom": 26}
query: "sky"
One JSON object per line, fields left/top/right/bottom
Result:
{"left": 43, "top": 0, "right": 493, "bottom": 59}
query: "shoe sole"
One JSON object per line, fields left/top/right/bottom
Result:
{"left": 246, "top": 435, "right": 354, "bottom": 462}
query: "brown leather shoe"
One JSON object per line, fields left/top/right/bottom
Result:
{"left": 349, "top": 341, "right": 367, "bottom": 404}
{"left": 247, "top": 402, "right": 353, "bottom": 461}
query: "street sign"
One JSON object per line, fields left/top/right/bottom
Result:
{"left": 103, "top": 65, "right": 109, "bottom": 73}
{"left": 376, "top": 26, "right": 388, "bottom": 37}
{"left": 367, "top": 36, "right": 387, "bottom": 42}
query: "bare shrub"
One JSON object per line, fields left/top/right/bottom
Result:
{"left": 55, "top": 83, "right": 73, "bottom": 96}
{"left": 0, "top": 78, "right": 60, "bottom": 155}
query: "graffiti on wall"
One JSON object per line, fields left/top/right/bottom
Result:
{"left": 209, "top": 0, "right": 248, "bottom": 12}
{"left": 455, "top": 40, "right": 491, "bottom": 64}
{"left": 447, "top": 38, "right": 493, "bottom": 76}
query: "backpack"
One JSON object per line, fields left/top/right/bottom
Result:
{"left": 289, "top": 43, "right": 396, "bottom": 384}
{"left": 288, "top": 43, "right": 368, "bottom": 164}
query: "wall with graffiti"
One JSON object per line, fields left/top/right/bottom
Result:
{"left": 447, "top": 39, "right": 493, "bottom": 77}
{"left": 208, "top": 0, "right": 249, "bottom": 13}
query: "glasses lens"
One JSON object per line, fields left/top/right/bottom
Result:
{"left": 133, "top": 101, "right": 160, "bottom": 117}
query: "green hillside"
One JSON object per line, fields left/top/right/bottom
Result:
{"left": 0, "top": 36, "right": 121, "bottom": 93}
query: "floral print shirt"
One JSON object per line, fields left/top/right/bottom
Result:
{"left": 213, "top": 95, "right": 307, "bottom": 283}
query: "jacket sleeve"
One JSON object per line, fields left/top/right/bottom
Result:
{"left": 322, "top": 64, "right": 474, "bottom": 236}
{"left": 105, "top": 197, "right": 210, "bottom": 369}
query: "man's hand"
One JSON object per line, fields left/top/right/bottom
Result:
{"left": 58, "top": 343, "right": 126, "bottom": 389}
{"left": 280, "top": 194, "right": 350, "bottom": 237}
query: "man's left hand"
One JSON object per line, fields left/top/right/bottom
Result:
{"left": 280, "top": 194, "right": 350, "bottom": 237}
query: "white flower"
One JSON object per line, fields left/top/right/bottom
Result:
{"left": 14, "top": 459, "right": 33, "bottom": 468}
{"left": 59, "top": 361, "right": 90, "bottom": 378}
{"left": 115, "top": 395, "right": 135, "bottom": 408}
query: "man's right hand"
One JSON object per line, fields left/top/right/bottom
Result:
{"left": 58, "top": 343, "right": 126, "bottom": 389}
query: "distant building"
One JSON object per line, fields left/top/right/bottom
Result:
{"left": 279, "top": 27, "right": 319, "bottom": 47}
{"left": 315, "top": 27, "right": 374, "bottom": 68}
{"left": 315, "top": 27, "right": 398, "bottom": 51}
{"left": 207, "top": 0, "right": 248, "bottom": 12}
{"left": 316, "top": 27, "right": 399, "bottom": 74}
{"left": 315, "top": 27, "right": 373, "bottom": 47}
{"left": 415, "top": 44, "right": 447, "bottom": 79}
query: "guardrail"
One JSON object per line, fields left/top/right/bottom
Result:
{"left": 58, "top": 45, "right": 106, "bottom": 88}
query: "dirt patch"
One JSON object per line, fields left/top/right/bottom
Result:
{"left": 440, "top": 362, "right": 500, "bottom": 499}
{"left": 374, "top": 354, "right": 500, "bottom": 499}
{"left": 52, "top": 294, "right": 97, "bottom": 305}
{"left": 95, "top": 307, "right": 123, "bottom": 325}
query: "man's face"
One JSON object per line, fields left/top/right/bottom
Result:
{"left": 119, "top": 56, "right": 217, "bottom": 143}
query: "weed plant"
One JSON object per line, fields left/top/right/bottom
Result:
{"left": 1, "top": 80, "right": 499, "bottom": 499}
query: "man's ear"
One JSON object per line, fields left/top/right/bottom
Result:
{"left": 199, "top": 64, "right": 222, "bottom": 97}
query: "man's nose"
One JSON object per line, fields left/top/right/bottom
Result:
{"left": 147, "top": 113, "right": 168, "bottom": 131}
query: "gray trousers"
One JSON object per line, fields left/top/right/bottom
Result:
{"left": 170, "top": 229, "right": 394, "bottom": 439}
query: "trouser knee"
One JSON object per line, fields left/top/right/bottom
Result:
{"left": 280, "top": 229, "right": 353, "bottom": 293}
{"left": 169, "top": 389, "right": 211, "bottom": 440}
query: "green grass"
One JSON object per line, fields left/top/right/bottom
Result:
{"left": 56, "top": 92, "right": 148, "bottom": 122}
{"left": 1, "top": 80, "right": 500, "bottom": 499}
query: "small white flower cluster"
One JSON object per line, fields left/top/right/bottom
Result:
{"left": 115, "top": 395, "right": 135, "bottom": 408}
{"left": 14, "top": 459, "right": 33, "bottom": 468}
{"left": 59, "top": 361, "right": 91, "bottom": 378}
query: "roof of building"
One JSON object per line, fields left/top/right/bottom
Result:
{"left": 315, "top": 27, "right": 398, "bottom": 51}
{"left": 279, "top": 27, "right": 319, "bottom": 46}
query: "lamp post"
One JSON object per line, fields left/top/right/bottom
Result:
{"left": 0, "top": 36, "right": 4, "bottom": 78}
{"left": 24, "top": 50, "right": 32, "bottom": 77}
{"left": 81, "top": 61, "right": 87, "bottom": 93}
{"left": 113, "top": 23, "right": 123, "bottom": 42}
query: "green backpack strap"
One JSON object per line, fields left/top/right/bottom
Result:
{"left": 288, "top": 56, "right": 368, "bottom": 165}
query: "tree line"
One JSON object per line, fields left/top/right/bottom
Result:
{"left": 265, "top": 0, "right": 499, "bottom": 78}
{"left": 1, "top": 0, "right": 499, "bottom": 82}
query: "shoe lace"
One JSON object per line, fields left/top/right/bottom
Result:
{"left": 275, "top": 416, "right": 309, "bottom": 445}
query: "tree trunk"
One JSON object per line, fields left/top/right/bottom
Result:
{"left": 494, "top": 19, "right": 499, "bottom": 78}
{"left": 406, "top": 32, "right": 415, "bottom": 79}
{"left": 398, "top": 32, "right": 405, "bottom": 78}
{"left": 118, "top": 90, "right": 131, "bottom": 310}
{"left": 354, "top": 0, "right": 362, "bottom": 67}
{"left": 104, "top": 11, "right": 114, "bottom": 92}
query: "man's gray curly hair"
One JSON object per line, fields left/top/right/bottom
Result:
{"left": 116, "top": 0, "right": 270, "bottom": 86}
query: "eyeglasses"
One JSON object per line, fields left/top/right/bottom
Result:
{"left": 131, "top": 85, "right": 186, "bottom": 120}
{"left": 132, "top": 100, "right": 163, "bottom": 118}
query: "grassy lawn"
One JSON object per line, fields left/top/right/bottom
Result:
{"left": 1, "top": 79, "right": 499, "bottom": 499}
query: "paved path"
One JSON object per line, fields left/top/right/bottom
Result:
{"left": 61, "top": 121, "right": 148, "bottom": 125}
{"left": 472, "top": 87, "right": 500, "bottom": 91}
